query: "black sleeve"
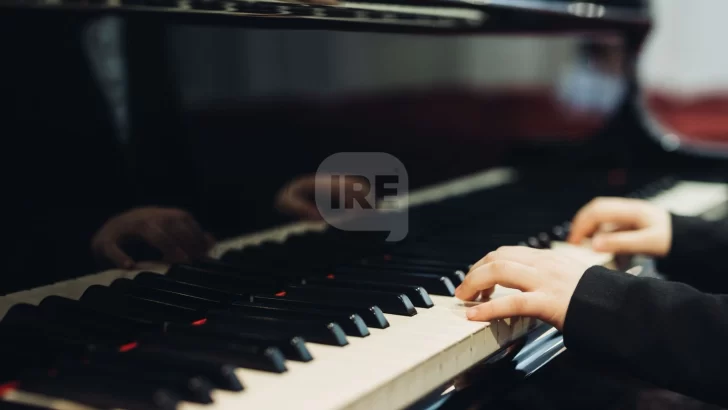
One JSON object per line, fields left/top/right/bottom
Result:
{"left": 563, "top": 265, "right": 728, "bottom": 408}
{"left": 655, "top": 214, "right": 728, "bottom": 292}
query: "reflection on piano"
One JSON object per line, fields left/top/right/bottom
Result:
{"left": 2, "top": 0, "right": 728, "bottom": 409}
{"left": 0, "top": 0, "right": 650, "bottom": 34}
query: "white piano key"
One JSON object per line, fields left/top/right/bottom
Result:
{"left": 649, "top": 181, "right": 727, "bottom": 216}
{"left": 551, "top": 240, "right": 616, "bottom": 267}
{"left": 2, "top": 390, "right": 99, "bottom": 410}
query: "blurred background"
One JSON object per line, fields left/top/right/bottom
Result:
{"left": 6, "top": 0, "right": 728, "bottom": 289}
{"left": 77, "top": 0, "right": 728, "bottom": 237}
{"left": 164, "top": 0, "right": 728, "bottom": 147}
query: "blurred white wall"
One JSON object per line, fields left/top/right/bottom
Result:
{"left": 638, "top": 0, "right": 728, "bottom": 98}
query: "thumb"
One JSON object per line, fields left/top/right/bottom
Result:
{"left": 592, "top": 230, "right": 654, "bottom": 254}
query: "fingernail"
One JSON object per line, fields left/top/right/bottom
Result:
{"left": 466, "top": 308, "right": 477, "bottom": 320}
{"left": 454, "top": 286, "right": 461, "bottom": 297}
{"left": 592, "top": 236, "right": 605, "bottom": 250}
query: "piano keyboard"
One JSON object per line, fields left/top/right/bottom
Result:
{"left": 0, "top": 167, "right": 725, "bottom": 410}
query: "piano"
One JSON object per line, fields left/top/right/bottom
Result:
{"left": 1, "top": 0, "right": 727, "bottom": 409}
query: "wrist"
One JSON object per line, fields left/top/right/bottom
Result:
{"left": 563, "top": 265, "right": 636, "bottom": 351}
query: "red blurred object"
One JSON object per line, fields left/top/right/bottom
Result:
{"left": 645, "top": 91, "right": 728, "bottom": 143}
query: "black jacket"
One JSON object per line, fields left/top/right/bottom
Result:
{"left": 563, "top": 214, "right": 728, "bottom": 407}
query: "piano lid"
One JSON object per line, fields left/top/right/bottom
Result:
{"left": 0, "top": 0, "right": 650, "bottom": 35}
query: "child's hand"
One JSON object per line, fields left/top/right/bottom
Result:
{"left": 568, "top": 197, "right": 672, "bottom": 257}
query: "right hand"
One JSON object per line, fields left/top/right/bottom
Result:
{"left": 567, "top": 197, "right": 672, "bottom": 257}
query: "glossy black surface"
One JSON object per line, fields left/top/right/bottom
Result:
{"left": 0, "top": 0, "right": 649, "bottom": 35}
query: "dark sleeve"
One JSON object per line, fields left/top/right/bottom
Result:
{"left": 655, "top": 214, "right": 728, "bottom": 292}
{"left": 563, "top": 265, "right": 728, "bottom": 408}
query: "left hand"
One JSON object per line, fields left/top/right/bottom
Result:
{"left": 454, "top": 246, "right": 591, "bottom": 331}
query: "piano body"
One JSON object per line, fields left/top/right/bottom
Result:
{"left": 1, "top": 0, "right": 728, "bottom": 409}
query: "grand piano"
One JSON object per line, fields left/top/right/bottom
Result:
{"left": 1, "top": 0, "right": 727, "bottom": 409}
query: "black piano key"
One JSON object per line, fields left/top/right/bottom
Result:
{"left": 537, "top": 232, "right": 552, "bottom": 248}
{"left": 111, "top": 278, "right": 361, "bottom": 340}
{"left": 526, "top": 237, "right": 541, "bottom": 248}
{"left": 369, "top": 254, "right": 469, "bottom": 272}
{"left": 250, "top": 295, "right": 389, "bottom": 329}
{"left": 110, "top": 278, "right": 225, "bottom": 311}
{"left": 135, "top": 271, "right": 244, "bottom": 303}
{"left": 0, "top": 402, "right": 53, "bottom": 410}
{"left": 305, "top": 277, "right": 433, "bottom": 308}
{"left": 135, "top": 333, "right": 288, "bottom": 373}
{"left": 0, "top": 323, "right": 105, "bottom": 362}
{"left": 126, "top": 276, "right": 252, "bottom": 310}
{"left": 0, "top": 333, "right": 78, "bottom": 383}
{"left": 74, "top": 293, "right": 291, "bottom": 371}
{"left": 206, "top": 311, "right": 349, "bottom": 346}
{"left": 79, "top": 285, "right": 205, "bottom": 323}
{"left": 330, "top": 268, "right": 456, "bottom": 296}
{"left": 38, "top": 296, "right": 159, "bottom": 333}
{"left": 53, "top": 358, "right": 215, "bottom": 404}
{"left": 96, "top": 348, "right": 244, "bottom": 391}
{"left": 164, "top": 323, "right": 312, "bottom": 362}
{"left": 176, "top": 260, "right": 301, "bottom": 282}
{"left": 342, "top": 262, "right": 464, "bottom": 286}
{"left": 180, "top": 258, "right": 248, "bottom": 275}
{"left": 551, "top": 225, "right": 568, "bottom": 240}
{"left": 1, "top": 304, "right": 130, "bottom": 346}
{"left": 171, "top": 262, "right": 295, "bottom": 281}
{"left": 283, "top": 285, "right": 417, "bottom": 316}
{"left": 43, "top": 292, "right": 308, "bottom": 365}
{"left": 166, "top": 265, "right": 285, "bottom": 294}
{"left": 385, "top": 243, "right": 484, "bottom": 261}
{"left": 228, "top": 303, "right": 369, "bottom": 337}
{"left": 18, "top": 369, "right": 181, "bottom": 410}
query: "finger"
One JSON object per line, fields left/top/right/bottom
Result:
{"left": 460, "top": 288, "right": 496, "bottom": 303}
{"left": 276, "top": 179, "right": 323, "bottom": 220}
{"left": 567, "top": 198, "right": 645, "bottom": 245}
{"left": 171, "top": 216, "right": 210, "bottom": 257}
{"left": 480, "top": 287, "right": 495, "bottom": 300}
{"left": 181, "top": 215, "right": 210, "bottom": 252}
{"left": 465, "top": 293, "right": 542, "bottom": 322}
{"left": 455, "top": 261, "right": 538, "bottom": 301}
{"left": 140, "top": 223, "right": 188, "bottom": 263}
{"left": 102, "top": 242, "right": 135, "bottom": 269}
{"left": 592, "top": 230, "right": 654, "bottom": 254}
{"left": 468, "top": 246, "right": 543, "bottom": 273}
{"left": 163, "top": 219, "right": 203, "bottom": 257}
